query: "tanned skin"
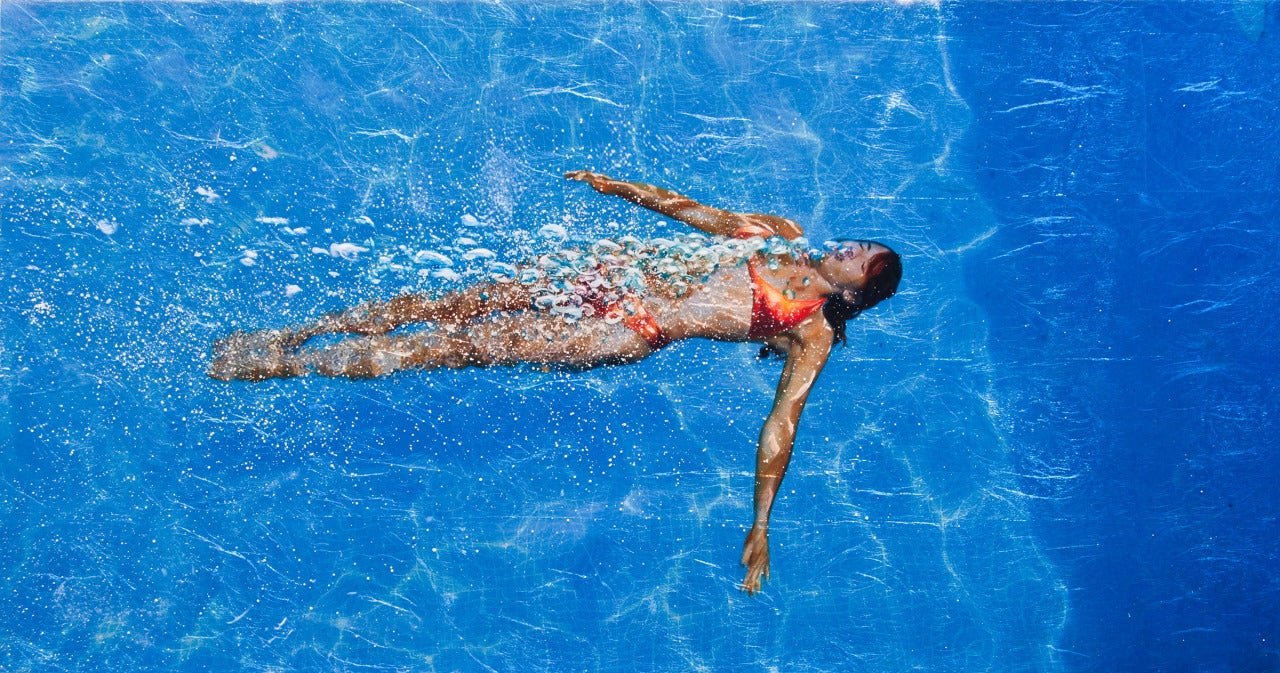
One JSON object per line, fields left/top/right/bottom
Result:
{"left": 210, "top": 171, "right": 892, "bottom": 595}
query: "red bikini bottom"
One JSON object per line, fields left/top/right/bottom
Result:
{"left": 595, "top": 294, "right": 670, "bottom": 351}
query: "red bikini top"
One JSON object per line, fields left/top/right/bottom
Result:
{"left": 731, "top": 224, "right": 826, "bottom": 339}
{"left": 747, "top": 264, "right": 826, "bottom": 339}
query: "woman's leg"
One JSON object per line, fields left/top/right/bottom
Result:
{"left": 208, "top": 283, "right": 534, "bottom": 380}
{"left": 282, "top": 282, "right": 532, "bottom": 346}
{"left": 216, "top": 313, "right": 657, "bottom": 381}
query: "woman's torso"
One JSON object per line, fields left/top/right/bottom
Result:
{"left": 515, "top": 234, "right": 830, "bottom": 343}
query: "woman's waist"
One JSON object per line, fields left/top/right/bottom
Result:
{"left": 525, "top": 266, "right": 753, "bottom": 336}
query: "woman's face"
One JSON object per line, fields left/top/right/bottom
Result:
{"left": 818, "top": 241, "right": 891, "bottom": 294}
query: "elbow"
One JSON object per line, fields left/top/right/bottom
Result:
{"left": 758, "top": 427, "right": 794, "bottom": 463}
{"left": 778, "top": 219, "right": 804, "bottom": 240}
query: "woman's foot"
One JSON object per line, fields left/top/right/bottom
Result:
{"left": 208, "top": 331, "right": 305, "bottom": 381}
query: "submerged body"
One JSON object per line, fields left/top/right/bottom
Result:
{"left": 210, "top": 171, "right": 902, "bottom": 594}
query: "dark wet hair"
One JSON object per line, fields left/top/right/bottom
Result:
{"left": 822, "top": 246, "right": 902, "bottom": 346}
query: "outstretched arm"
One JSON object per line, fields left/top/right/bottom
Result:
{"left": 741, "top": 320, "right": 832, "bottom": 595}
{"left": 565, "top": 170, "right": 804, "bottom": 240}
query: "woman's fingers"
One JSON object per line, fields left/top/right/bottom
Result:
{"left": 740, "top": 528, "right": 770, "bottom": 595}
{"left": 563, "top": 170, "right": 610, "bottom": 190}
{"left": 742, "top": 558, "right": 769, "bottom": 595}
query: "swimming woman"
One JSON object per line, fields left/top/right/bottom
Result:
{"left": 209, "top": 171, "right": 902, "bottom": 595}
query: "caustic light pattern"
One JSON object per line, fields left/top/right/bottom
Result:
{"left": 2, "top": 2, "right": 1277, "bottom": 672}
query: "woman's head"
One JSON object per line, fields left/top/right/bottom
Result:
{"left": 817, "top": 240, "right": 902, "bottom": 345}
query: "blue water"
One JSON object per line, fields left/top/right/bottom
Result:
{"left": 2, "top": 2, "right": 1277, "bottom": 671}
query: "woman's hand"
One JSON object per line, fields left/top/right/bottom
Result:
{"left": 564, "top": 170, "right": 614, "bottom": 193}
{"left": 740, "top": 525, "right": 771, "bottom": 596}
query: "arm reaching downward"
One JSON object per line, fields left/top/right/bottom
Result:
{"left": 741, "top": 318, "right": 833, "bottom": 595}
{"left": 564, "top": 170, "right": 805, "bottom": 240}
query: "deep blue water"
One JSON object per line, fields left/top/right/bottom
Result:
{"left": 2, "top": 2, "right": 1277, "bottom": 672}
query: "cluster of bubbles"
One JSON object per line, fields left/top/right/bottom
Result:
{"left": 335, "top": 221, "right": 817, "bottom": 323}
{"left": 518, "top": 232, "right": 811, "bottom": 323}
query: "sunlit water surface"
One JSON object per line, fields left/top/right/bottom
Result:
{"left": 3, "top": 3, "right": 1277, "bottom": 672}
